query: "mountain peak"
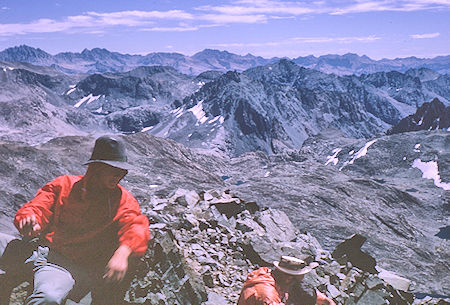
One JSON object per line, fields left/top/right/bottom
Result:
{"left": 387, "top": 98, "right": 449, "bottom": 135}
{"left": 192, "top": 49, "right": 235, "bottom": 60}
{"left": 85, "top": 47, "right": 111, "bottom": 54}
{"left": 0, "top": 45, "right": 53, "bottom": 63}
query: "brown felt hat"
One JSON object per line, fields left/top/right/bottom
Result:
{"left": 84, "top": 136, "right": 133, "bottom": 170}
{"left": 273, "top": 256, "right": 319, "bottom": 276}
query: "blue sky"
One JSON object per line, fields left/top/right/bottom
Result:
{"left": 0, "top": 0, "right": 449, "bottom": 59}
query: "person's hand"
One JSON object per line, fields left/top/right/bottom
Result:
{"left": 103, "top": 245, "right": 131, "bottom": 282}
{"left": 322, "top": 298, "right": 336, "bottom": 305}
{"left": 316, "top": 290, "right": 336, "bottom": 305}
{"left": 18, "top": 215, "right": 42, "bottom": 237}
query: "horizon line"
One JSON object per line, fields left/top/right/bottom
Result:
{"left": 1, "top": 44, "right": 449, "bottom": 61}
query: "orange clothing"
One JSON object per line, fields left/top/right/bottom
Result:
{"left": 238, "top": 267, "right": 285, "bottom": 305}
{"left": 238, "top": 267, "right": 322, "bottom": 305}
{"left": 14, "top": 175, "right": 150, "bottom": 268}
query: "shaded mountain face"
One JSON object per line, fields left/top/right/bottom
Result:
{"left": 0, "top": 131, "right": 447, "bottom": 297}
{"left": 1, "top": 45, "right": 449, "bottom": 75}
{"left": 387, "top": 98, "right": 450, "bottom": 134}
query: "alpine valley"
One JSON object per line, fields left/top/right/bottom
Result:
{"left": 0, "top": 45, "right": 448, "bottom": 304}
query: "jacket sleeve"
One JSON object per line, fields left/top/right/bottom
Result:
{"left": 115, "top": 189, "right": 150, "bottom": 256}
{"left": 14, "top": 177, "right": 61, "bottom": 232}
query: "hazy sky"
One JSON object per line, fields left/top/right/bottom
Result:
{"left": 0, "top": 0, "right": 449, "bottom": 59}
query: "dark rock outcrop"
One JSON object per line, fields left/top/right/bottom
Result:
{"left": 387, "top": 98, "right": 450, "bottom": 134}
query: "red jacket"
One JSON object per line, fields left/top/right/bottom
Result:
{"left": 14, "top": 175, "right": 150, "bottom": 268}
{"left": 238, "top": 267, "right": 325, "bottom": 305}
{"left": 238, "top": 267, "right": 285, "bottom": 305}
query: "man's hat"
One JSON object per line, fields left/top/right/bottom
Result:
{"left": 273, "top": 256, "right": 319, "bottom": 276}
{"left": 84, "top": 136, "right": 132, "bottom": 170}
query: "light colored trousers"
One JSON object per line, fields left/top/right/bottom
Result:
{"left": 0, "top": 232, "right": 75, "bottom": 305}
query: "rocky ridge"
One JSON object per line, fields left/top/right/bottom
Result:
{"left": 8, "top": 188, "right": 449, "bottom": 305}
{"left": 1, "top": 58, "right": 449, "bottom": 155}
{"left": 155, "top": 60, "right": 448, "bottom": 156}
{"left": 133, "top": 188, "right": 448, "bottom": 305}
{"left": 387, "top": 98, "right": 450, "bottom": 135}
{"left": 0, "top": 131, "right": 448, "bottom": 299}
{"left": 1, "top": 45, "right": 449, "bottom": 76}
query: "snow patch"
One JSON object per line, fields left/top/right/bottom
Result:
{"left": 325, "top": 148, "right": 342, "bottom": 166}
{"left": 418, "top": 117, "right": 423, "bottom": 125}
{"left": 197, "top": 81, "right": 205, "bottom": 87}
{"left": 412, "top": 159, "right": 450, "bottom": 190}
{"left": 352, "top": 139, "right": 377, "bottom": 160}
{"left": 414, "top": 143, "right": 421, "bottom": 152}
{"left": 93, "top": 106, "right": 103, "bottom": 113}
{"left": 219, "top": 116, "right": 225, "bottom": 124}
{"left": 74, "top": 94, "right": 102, "bottom": 108}
{"left": 340, "top": 139, "right": 377, "bottom": 170}
{"left": 88, "top": 95, "right": 101, "bottom": 105}
{"left": 152, "top": 97, "right": 156, "bottom": 102}
{"left": 208, "top": 116, "right": 221, "bottom": 124}
{"left": 348, "top": 150, "right": 354, "bottom": 155}
{"left": 171, "top": 107, "right": 184, "bottom": 119}
{"left": 66, "top": 86, "right": 77, "bottom": 95}
{"left": 264, "top": 171, "right": 270, "bottom": 177}
{"left": 188, "top": 100, "right": 208, "bottom": 124}
{"left": 142, "top": 126, "right": 154, "bottom": 132}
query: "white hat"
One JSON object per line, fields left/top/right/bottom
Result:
{"left": 273, "top": 256, "right": 319, "bottom": 276}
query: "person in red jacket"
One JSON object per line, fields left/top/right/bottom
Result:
{"left": 238, "top": 256, "right": 336, "bottom": 305}
{"left": 0, "top": 135, "right": 150, "bottom": 305}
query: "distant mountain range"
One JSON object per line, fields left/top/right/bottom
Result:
{"left": 1, "top": 57, "right": 449, "bottom": 155}
{"left": 1, "top": 45, "right": 449, "bottom": 76}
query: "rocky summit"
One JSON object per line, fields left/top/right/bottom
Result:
{"left": 6, "top": 188, "right": 449, "bottom": 305}
{"left": 0, "top": 130, "right": 448, "bottom": 304}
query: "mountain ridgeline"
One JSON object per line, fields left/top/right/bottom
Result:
{"left": 1, "top": 54, "right": 449, "bottom": 155}
{"left": 1, "top": 45, "right": 450, "bottom": 75}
